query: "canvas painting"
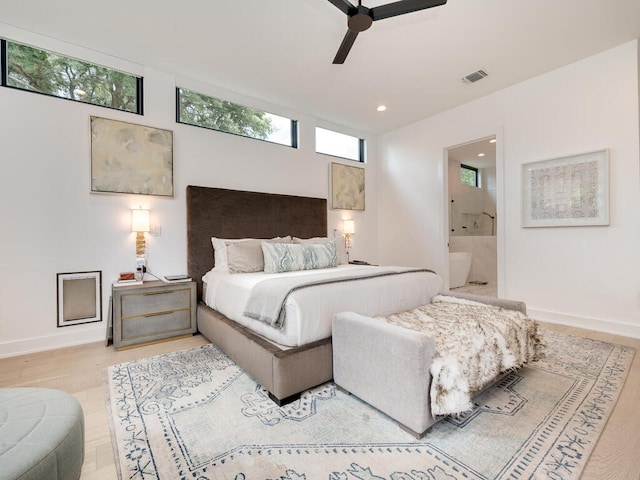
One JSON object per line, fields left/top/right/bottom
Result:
{"left": 331, "top": 162, "right": 365, "bottom": 210}
{"left": 91, "top": 116, "right": 174, "bottom": 196}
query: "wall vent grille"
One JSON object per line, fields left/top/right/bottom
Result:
{"left": 461, "top": 69, "right": 488, "bottom": 84}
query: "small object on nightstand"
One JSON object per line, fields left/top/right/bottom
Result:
{"left": 349, "top": 260, "right": 371, "bottom": 265}
{"left": 163, "top": 274, "right": 192, "bottom": 283}
{"left": 116, "top": 271, "right": 142, "bottom": 286}
{"left": 119, "top": 272, "right": 136, "bottom": 281}
{"left": 113, "top": 279, "right": 143, "bottom": 287}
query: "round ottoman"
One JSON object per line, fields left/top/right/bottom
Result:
{"left": 0, "top": 388, "right": 84, "bottom": 480}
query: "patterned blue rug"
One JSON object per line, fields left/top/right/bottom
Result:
{"left": 104, "top": 329, "right": 634, "bottom": 480}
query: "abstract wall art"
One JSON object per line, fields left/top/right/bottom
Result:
{"left": 331, "top": 162, "right": 365, "bottom": 210}
{"left": 522, "top": 149, "right": 609, "bottom": 227}
{"left": 91, "top": 116, "right": 174, "bottom": 196}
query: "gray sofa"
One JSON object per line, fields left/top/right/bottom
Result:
{"left": 332, "top": 291, "right": 527, "bottom": 438}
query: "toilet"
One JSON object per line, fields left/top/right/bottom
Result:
{"left": 449, "top": 252, "right": 472, "bottom": 288}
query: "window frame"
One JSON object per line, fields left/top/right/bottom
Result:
{"left": 175, "top": 87, "right": 298, "bottom": 148}
{"left": 460, "top": 164, "right": 480, "bottom": 188}
{"left": 1, "top": 39, "right": 143, "bottom": 114}
{"left": 315, "top": 126, "right": 365, "bottom": 163}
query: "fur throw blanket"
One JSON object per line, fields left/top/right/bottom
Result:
{"left": 380, "top": 295, "right": 544, "bottom": 416}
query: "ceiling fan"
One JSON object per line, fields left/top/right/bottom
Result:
{"left": 327, "top": 0, "right": 447, "bottom": 64}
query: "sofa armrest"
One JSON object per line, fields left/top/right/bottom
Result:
{"left": 440, "top": 291, "right": 527, "bottom": 314}
{"left": 332, "top": 311, "right": 437, "bottom": 436}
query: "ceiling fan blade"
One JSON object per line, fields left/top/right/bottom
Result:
{"left": 327, "top": 0, "right": 357, "bottom": 16}
{"left": 370, "top": 0, "right": 447, "bottom": 21}
{"left": 333, "top": 29, "right": 359, "bottom": 64}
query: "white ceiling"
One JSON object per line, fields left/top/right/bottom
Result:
{"left": 448, "top": 137, "right": 496, "bottom": 169}
{"left": 1, "top": 0, "right": 639, "bottom": 134}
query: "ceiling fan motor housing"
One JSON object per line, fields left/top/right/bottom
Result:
{"left": 348, "top": 7, "right": 373, "bottom": 32}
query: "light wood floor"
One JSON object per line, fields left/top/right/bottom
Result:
{"left": 1, "top": 323, "right": 638, "bottom": 480}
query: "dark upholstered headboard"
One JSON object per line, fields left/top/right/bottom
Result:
{"left": 186, "top": 185, "right": 328, "bottom": 299}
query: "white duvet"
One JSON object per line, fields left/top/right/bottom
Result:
{"left": 203, "top": 265, "right": 443, "bottom": 347}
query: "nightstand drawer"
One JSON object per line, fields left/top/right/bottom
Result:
{"left": 121, "top": 287, "right": 191, "bottom": 318}
{"left": 111, "top": 280, "right": 197, "bottom": 349}
{"left": 121, "top": 309, "right": 192, "bottom": 341}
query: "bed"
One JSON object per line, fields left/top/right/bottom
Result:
{"left": 186, "top": 185, "right": 442, "bottom": 404}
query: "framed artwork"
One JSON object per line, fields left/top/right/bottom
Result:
{"left": 91, "top": 116, "right": 174, "bottom": 196}
{"left": 522, "top": 149, "right": 609, "bottom": 227}
{"left": 57, "top": 271, "right": 102, "bottom": 327}
{"left": 331, "top": 162, "right": 365, "bottom": 210}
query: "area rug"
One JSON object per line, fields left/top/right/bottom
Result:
{"left": 104, "top": 329, "right": 634, "bottom": 480}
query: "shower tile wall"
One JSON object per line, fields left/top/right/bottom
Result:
{"left": 449, "top": 161, "right": 497, "bottom": 236}
{"left": 449, "top": 236, "right": 497, "bottom": 285}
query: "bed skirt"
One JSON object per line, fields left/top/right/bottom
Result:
{"left": 196, "top": 302, "right": 333, "bottom": 404}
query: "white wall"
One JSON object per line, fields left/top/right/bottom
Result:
{"left": 378, "top": 40, "right": 640, "bottom": 338}
{"left": 0, "top": 25, "right": 378, "bottom": 357}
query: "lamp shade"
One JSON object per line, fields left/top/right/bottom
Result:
{"left": 343, "top": 219, "right": 355, "bottom": 235}
{"left": 131, "top": 209, "right": 150, "bottom": 232}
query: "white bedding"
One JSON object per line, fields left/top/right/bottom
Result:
{"left": 203, "top": 265, "right": 443, "bottom": 347}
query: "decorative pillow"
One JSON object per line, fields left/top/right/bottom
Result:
{"left": 262, "top": 240, "right": 338, "bottom": 274}
{"left": 211, "top": 236, "right": 290, "bottom": 272}
{"left": 293, "top": 236, "right": 348, "bottom": 265}
{"left": 226, "top": 238, "right": 290, "bottom": 274}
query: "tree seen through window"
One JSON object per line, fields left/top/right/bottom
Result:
{"left": 5, "top": 40, "right": 141, "bottom": 113}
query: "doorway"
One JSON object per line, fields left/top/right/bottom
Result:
{"left": 446, "top": 136, "right": 498, "bottom": 296}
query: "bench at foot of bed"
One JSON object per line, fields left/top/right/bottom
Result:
{"left": 332, "top": 293, "right": 530, "bottom": 438}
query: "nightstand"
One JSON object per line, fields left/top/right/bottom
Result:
{"left": 111, "top": 280, "right": 196, "bottom": 349}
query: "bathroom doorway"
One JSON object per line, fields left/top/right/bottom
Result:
{"left": 446, "top": 136, "right": 498, "bottom": 296}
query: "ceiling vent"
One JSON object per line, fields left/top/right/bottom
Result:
{"left": 461, "top": 69, "right": 488, "bottom": 84}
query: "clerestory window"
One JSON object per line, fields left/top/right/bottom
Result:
{"left": 176, "top": 87, "right": 298, "bottom": 148}
{"left": 1, "top": 39, "right": 142, "bottom": 114}
{"left": 315, "top": 127, "right": 365, "bottom": 162}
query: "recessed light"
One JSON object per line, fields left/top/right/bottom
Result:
{"left": 478, "top": 153, "right": 485, "bottom": 157}
{"left": 376, "top": 105, "right": 387, "bottom": 112}
{"left": 489, "top": 138, "right": 496, "bottom": 144}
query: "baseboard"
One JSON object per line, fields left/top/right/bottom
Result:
{"left": 0, "top": 325, "right": 105, "bottom": 359}
{"left": 528, "top": 308, "right": 640, "bottom": 339}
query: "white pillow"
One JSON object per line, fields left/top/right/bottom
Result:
{"left": 262, "top": 240, "right": 338, "bottom": 274}
{"left": 211, "top": 236, "right": 291, "bottom": 272}
{"left": 211, "top": 237, "right": 237, "bottom": 272}
{"left": 293, "top": 236, "right": 348, "bottom": 265}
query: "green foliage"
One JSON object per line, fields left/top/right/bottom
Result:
{"left": 6, "top": 41, "right": 276, "bottom": 141}
{"left": 178, "top": 88, "right": 273, "bottom": 140}
{"left": 460, "top": 165, "right": 478, "bottom": 187}
{"left": 7, "top": 42, "right": 139, "bottom": 113}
